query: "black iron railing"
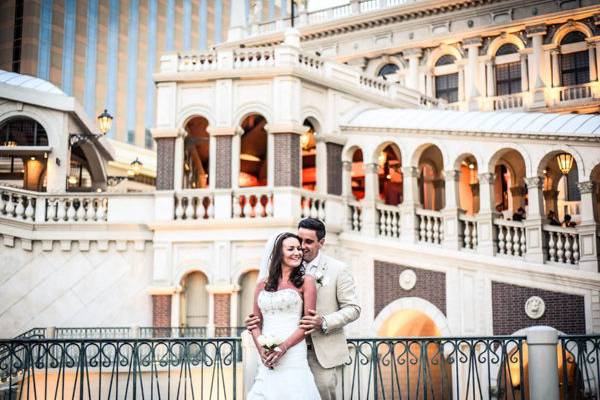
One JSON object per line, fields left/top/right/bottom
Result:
{"left": 342, "top": 336, "right": 527, "bottom": 400}
{"left": 559, "top": 335, "right": 600, "bottom": 400}
{"left": 0, "top": 338, "right": 241, "bottom": 400}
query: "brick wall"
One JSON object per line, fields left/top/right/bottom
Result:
{"left": 214, "top": 293, "right": 230, "bottom": 327}
{"left": 156, "top": 138, "right": 175, "bottom": 190}
{"left": 274, "top": 133, "right": 300, "bottom": 187}
{"left": 374, "top": 260, "right": 446, "bottom": 317}
{"left": 492, "top": 281, "right": 586, "bottom": 334}
{"left": 326, "top": 142, "right": 343, "bottom": 195}
{"left": 215, "top": 136, "right": 232, "bottom": 188}
{"left": 152, "top": 294, "right": 172, "bottom": 328}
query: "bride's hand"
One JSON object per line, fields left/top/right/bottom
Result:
{"left": 259, "top": 348, "right": 271, "bottom": 366}
{"left": 264, "top": 345, "right": 287, "bottom": 368}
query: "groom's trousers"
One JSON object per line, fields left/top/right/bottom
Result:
{"left": 308, "top": 348, "right": 341, "bottom": 400}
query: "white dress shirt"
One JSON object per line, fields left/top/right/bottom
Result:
{"left": 304, "top": 251, "right": 321, "bottom": 275}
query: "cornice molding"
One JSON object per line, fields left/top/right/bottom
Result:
{"left": 339, "top": 124, "right": 600, "bottom": 144}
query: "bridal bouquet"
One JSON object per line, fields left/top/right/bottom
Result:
{"left": 257, "top": 334, "right": 282, "bottom": 352}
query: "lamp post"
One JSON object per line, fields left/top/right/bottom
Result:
{"left": 129, "top": 158, "right": 143, "bottom": 176}
{"left": 69, "top": 109, "right": 113, "bottom": 147}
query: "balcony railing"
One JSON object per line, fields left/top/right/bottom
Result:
{"left": 494, "top": 219, "right": 526, "bottom": 258}
{"left": 490, "top": 92, "right": 526, "bottom": 110}
{"left": 459, "top": 213, "right": 478, "bottom": 251}
{"left": 544, "top": 225, "right": 580, "bottom": 266}
{"left": 0, "top": 338, "right": 241, "bottom": 400}
{"left": 347, "top": 200, "right": 362, "bottom": 233}
{"left": 3, "top": 331, "right": 598, "bottom": 399}
{"left": 174, "top": 190, "right": 214, "bottom": 220}
{"left": 416, "top": 208, "right": 443, "bottom": 245}
{"left": 233, "top": 188, "right": 274, "bottom": 218}
{"left": 376, "top": 203, "right": 401, "bottom": 238}
{"left": 558, "top": 82, "right": 598, "bottom": 103}
{"left": 301, "top": 191, "right": 327, "bottom": 221}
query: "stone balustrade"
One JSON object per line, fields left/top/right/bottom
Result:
{"left": 489, "top": 93, "right": 526, "bottom": 111}
{"left": 0, "top": 187, "right": 36, "bottom": 222}
{"left": 300, "top": 192, "right": 327, "bottom": 222}
{"left": 459, "top": 213, "right": 478, "bottom": 251}
{"left": 1, "top": 185, "right": 598, "bottom": 271}
{"left": 544, "top": 225, "right": 580, "bottom": 266}
{"left": 166, "top": 45, "right": 437, "bottom": 110}
{"left": 233, "top": 188, "right": 274, "bottom": 219}
{"left": 494, "top": 219, "right": 527, "bottom": 258}
{"left": 416, "top": 209, "right": 443, "bottom": 245}
{"left": 377, "top": 204, "right": 401, "bottom": 239}
{"left": 174, "top": 190, "right": 214, "bottom": 220}
{"left": 45, "top": 196, "right": 109, "bottom": 223}
{"left": 347, "top": 200, "right": 362, "bottom": 233}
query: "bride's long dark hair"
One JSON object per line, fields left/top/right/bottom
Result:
{"left": 264, "top": 232, "right": 305, "bottom": 292}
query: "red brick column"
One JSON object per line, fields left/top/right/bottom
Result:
{"left": 214, "top": 293, "right": 231, "bottom": 335}
{"left": 152, "top": 294, "right": 172, "bottom": 328}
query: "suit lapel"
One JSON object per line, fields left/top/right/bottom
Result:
{"left": 316, "top": 255, "right": 328, "bottom": 291}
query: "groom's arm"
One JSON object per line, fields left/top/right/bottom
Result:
{"left": 321, "top": 266, "right": 361, "bottom": 334}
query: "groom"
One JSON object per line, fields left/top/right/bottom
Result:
{"left": 247, "top": 217, "right": 361, "bottom": 400}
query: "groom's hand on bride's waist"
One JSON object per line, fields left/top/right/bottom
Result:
{"left": 245, "top": 313, "right": 261, "bottom": 331}
{"left": 299, "top": 309, "right": 323, "bottom": 335}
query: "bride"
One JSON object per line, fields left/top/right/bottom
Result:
{"left": 247, "top": 232, "right": 321, "bottom": 399}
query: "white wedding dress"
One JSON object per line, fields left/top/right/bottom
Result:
{"left": 247, "top": 288, "right": 321, "bottom": 399}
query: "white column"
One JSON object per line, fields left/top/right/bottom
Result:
{"left": 174, "top": 130, "right": 185, "bottom": 191}
{"left": 315, "top": 138, "right": 328, "bottom": 195}
{"left": 361, "top": 163, "right": 379, "bottom": 236}
{"left": 551, "top": 49, "right": 560, "bottom": 88}
{"left": 463, "top": 37, "right": 482, "bottom": 106}
{"left": 442, "top": 170, "right": 461, "bottom": 250}
{"left": 400, "top": 166, "right": 419, "bottom": 243}
{"left": 485, "top": 59, "right": 495, "bottom": 98}
{"left": 342, "top": 161, "right": 352, "bottom": 198}
{"left": 404, "top": 48, "right": 422, "bottom": 90}
{"left": 596, "top": 42, "right": 600, "bottom": 80}
{"left": 231, "top": 129, "right": 241, "bottom": 189}
{"left": 230, "top": 286, "right": 240, "bottom": 327}
{"left": 520, "top": 52, "right": 529, "bottom": 92}
{"left": 171, "top": 286, "right": 182, "bottom": 327}
{"left": 576, "top": 181, "right": 599, "bottom": 272}
{"left": 426, "top": 70, "right": 434, "bottom": 97}
{"left": 524, "top": 176, "right": 545, "bottom": 263}
{"left": 527, "top": 25, "right": 547, "bottom": 107}
{"left": 476, "top": 173, "right": 496, "bottom": 256}
{"left": 588, "top": 44, "right": 598, "bottom": 82}
{"left": 458, "top": 65, "right": 465, "bottom": 103}
{"left": 527, "top": 327, "right": 560, "bottom": 400}
{"left": 207, "top": 292, "right": 215, "bottom": 337}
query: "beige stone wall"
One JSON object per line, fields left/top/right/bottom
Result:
{"left": 0, "top": 239, "right": 153, "bottom": 338}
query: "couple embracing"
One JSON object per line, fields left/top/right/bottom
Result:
{"left": 246, "top": 218, "right": 361, "bottom": 400}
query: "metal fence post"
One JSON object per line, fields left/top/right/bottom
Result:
{"left": 527, "top": 327, "right": 559, "bottom": 400}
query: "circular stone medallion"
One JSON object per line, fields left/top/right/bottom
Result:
{"left": 399, "top": 269, "right": 417, "bottom": 291}
{"left": 525, "top": 296, "right": 545, "bottom": 320}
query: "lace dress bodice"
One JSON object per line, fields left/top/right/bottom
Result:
{"left": 258, "top": 288, "right": 303, "bottom": 342}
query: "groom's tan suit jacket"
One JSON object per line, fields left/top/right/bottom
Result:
{"left": 309, "top": 253, "right": 361, "bottom": 369}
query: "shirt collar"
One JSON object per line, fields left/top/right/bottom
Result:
{"left": 305, "top": 251, "right": 321, "bottom": 270}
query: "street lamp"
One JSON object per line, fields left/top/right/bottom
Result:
{"left": 129, "top": 158, "right": 143, "bottom": 176}
{"left": 69, "top": 109, "right": 113, "bottom": 147}
{"left": 556, "top": 153, "right": 573, "bottom": 175}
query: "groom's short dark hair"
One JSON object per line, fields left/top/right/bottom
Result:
{"left": 298, "top": 218, "right": 326, "bottom": 241}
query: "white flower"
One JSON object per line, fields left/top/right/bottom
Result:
{"left": 314, "top": 271, "right": 323, "bottom": 280}
{"left": 321, "top": 277, "right": 330, "bottom": 287}
{"left": 258, "top": 334, "right": 279, "bottom": 349}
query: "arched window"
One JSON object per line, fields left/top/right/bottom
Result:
{"left": 183, "top": 116, "right": 210, "bottom": 189}
{"left": 435, "top": 55, "right": 456, "bottom": 66}
{"left": 560, "top": 31, "right": 589, "bottom": 86}
{"left": 239, "top": 114, "right": 268, "bottom": 188}
{"left": 0, "top": 117, "right": 48, "bottom": 146}
{"left": 495, "top": 44, "right": 522, "bottom": 96}
{"left": 434, "top": 55, "right": 459, "bottom": 103}
{"left": 301, "top": 119, "right": 317, "bottom": 191}
{"left": 377, "top": 63, "right": 399, "bottom": 79}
